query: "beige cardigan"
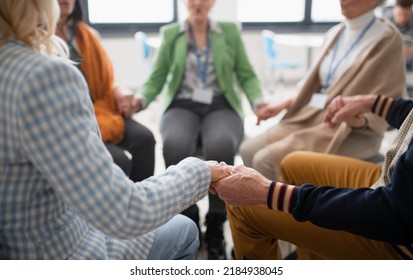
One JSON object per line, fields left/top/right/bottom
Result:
{"left": 267, "top": 18, "right": 405, "bottom": 169}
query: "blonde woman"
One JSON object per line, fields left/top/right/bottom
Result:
{"left": 0, "top": 0, "right": 229, "bottom": 260}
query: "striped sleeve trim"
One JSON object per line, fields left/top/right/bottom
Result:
{"left": 372, "top": 95, "right": 394, "bottom": 119}
{"left": 393, "top": 244, "right": 413, "bottom": 260}
{"left": 267, "top": 181, "right": 296, "bottom": 213}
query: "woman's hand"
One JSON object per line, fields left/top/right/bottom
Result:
{"left": 255, "top": 98, "right": 294, "bottom": 125}
{"left": 255, "top": 102, "right": 283, "bottom": 125}
{"left": 206, "top": 161, "right": 231, "bottom": 184}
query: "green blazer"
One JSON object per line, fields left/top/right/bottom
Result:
{"left": 140, "top": 21, "right": 263, "bottom": 119}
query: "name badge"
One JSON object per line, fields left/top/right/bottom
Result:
{"left": 192, "top": 88, "right": 214, "bottom": 105}
{"left": 309, "top": 93, "right": 328, "bottom": 109}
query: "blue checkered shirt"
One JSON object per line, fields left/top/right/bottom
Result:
{"left": 0, "top": 40, "right": 210, "bottom": 259}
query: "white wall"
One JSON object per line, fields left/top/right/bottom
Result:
{"left": 101, "top": 30, "right": 314, "bottom": 91}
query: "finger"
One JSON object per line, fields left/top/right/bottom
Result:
{"left": 208, "top": 185, "right": 217, "bottom": 195}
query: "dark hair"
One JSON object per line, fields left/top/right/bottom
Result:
{"left": 396, "top": 0, "right": 413, "bottom": 8}
{"left": 66, "top": 0, "right": 84, "bottom": 24}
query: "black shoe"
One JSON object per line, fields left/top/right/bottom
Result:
{"left": 207, "top": 237, "right": 227, "bottom": 260}
{"left": 205, "top": 213, "right": 227, "bottom": 260}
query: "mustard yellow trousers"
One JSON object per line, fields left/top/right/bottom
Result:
{"left": 227, "top": 151, "right": 402, "bottom": 259}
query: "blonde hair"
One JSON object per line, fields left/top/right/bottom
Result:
{"left": 0, "top": 0, "right": 67, "bottom": 57}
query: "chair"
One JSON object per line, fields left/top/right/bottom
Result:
{"left": 261, "top": 30, "right": 301, "bottom": 92}
{"left": 134, "top": 31, "right": 154, "bottom": 73}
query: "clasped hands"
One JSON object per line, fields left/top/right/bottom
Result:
{"left": 206, "top": 161, "right": 271, "bottom": 206}
{"left": 323, "top": 95, "right": 375, "bottom": 129}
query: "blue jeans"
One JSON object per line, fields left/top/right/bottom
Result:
{"left": 147, "top": 214, "right": 200, "bottom": 260}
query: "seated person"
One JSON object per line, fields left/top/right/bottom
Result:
{"left": 239, "top": 0, "right": 405, "bottom": 180}
{"left": 133, "top": 0, "right": 265, "bottom": 259}
{"left": 0, "top": 0, "right": 230, "bottom": 260}
{"left": 56, "top": 0, "right": 155, "bottom": 182}
{"left": 211, "top": 94, "right": 413, "bottom": 259}
{"left": 383, "top": 0, "right": 413, "bottom": 71}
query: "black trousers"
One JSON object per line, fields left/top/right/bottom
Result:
{"left": 105, "top": 118, "right": 156, "bottom": 182}
{"left": 160, "top": 96, "right": 244, "bottom": 224}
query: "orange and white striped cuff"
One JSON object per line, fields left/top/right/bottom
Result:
{"left": 267, "top": 181, "right": 297, "bottom": 213}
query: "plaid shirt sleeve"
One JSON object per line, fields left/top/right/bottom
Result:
{"left": 17, "top": 58, "right": 211, "bottom": 239}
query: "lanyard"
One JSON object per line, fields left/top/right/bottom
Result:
{"left": 67, "top": 21, "right": 78, "bottom": 49}
{"left": 322, "top": 17, "right": 376, "bottom": 92}
{"left": 189, "top": 26, "right": 211, "bottom": 86}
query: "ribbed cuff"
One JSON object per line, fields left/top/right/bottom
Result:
{"left": 267, "top": 181, "right": 296, "bottom": 213}
{"left": 372, "top": 95, "right": 394, "bottom": 119}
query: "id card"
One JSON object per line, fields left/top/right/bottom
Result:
{"left": 309, "top": 93, "right": 328, "bottom": 109}
{"left": 192, "top": 88, "right": 214, "bottom": 105}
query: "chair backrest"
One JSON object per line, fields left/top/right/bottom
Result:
{"left": 134, "top": 31, "right": 151, "bottom": 60}
{"left": 261, "top": 29, "right": 278, "bottom": 59}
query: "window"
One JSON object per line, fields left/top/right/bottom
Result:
{"left": 237, "top": 0, "right": 305, "bottom": 23}
{"left": 84, "top": 0, "right": 339, "bottom": 34}
{"left": 311, "top": 0, "right": 343, "bottom": 22}
{"left": 85, "top": 0, "right": 176, "bottom": 32}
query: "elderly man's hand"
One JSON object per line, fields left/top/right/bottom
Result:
{"left": 210, "top": 165, "right": 271, "bottom": 206}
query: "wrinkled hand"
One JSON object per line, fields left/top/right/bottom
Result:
{"left": 324, "top": 95, "right": 374, "bottom": 129}
{"left": 210, "top": 165, "right": 271, "bottom": 206}
{"left": 206, "top": 161, "right": 231, "bottom": 183}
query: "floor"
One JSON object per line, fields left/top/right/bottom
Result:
{"left": 132, "top": 79, "right": 399, "bottom": 260}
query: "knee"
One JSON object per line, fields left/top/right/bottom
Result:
{"left": 280, "top": 151, "right": 315, "bottom": 183}
{"left": 141, "top": 128, "right": 156, "bottom": 148}
{"left": 132, "top": 126, "right": 156, "bottom": 149}
{"left": 238, "top": 140, "right": 253, "bottom": 163}
{"left": 280, "top": 151, "right": 298, "bottom": 171}
{"left": 281, "top": 151, "right": 313, "bottom": 172}
{"left": 174, "top": 214, "right": 200, "bottom": 255}
{"left": 203, "top": 138, "right": 236, "bottom": 163}
{"left": 251, "top": 149, "right": 275, "bottom": 179}
{"left": 149, "top": 214, "right": 200, "bottom": 260}
{"left": 163, "top": 137, "right": 195, "bottom": 165}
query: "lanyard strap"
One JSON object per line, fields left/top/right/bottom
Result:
{"left": 67, "top": 21, "right": 78, "bottom": 49}
{"left": 189, "top": 26, "right": 211, "bottom": 86}
{"left": 322, "top": 17, "right": 376, "bottom": 91}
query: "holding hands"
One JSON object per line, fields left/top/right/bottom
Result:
{"left": 114, "top": 86, "right": 136, "bottom": 118}
{"left": 206, "top": 161, "right": 232, "bottom": 183}
{"left": 254, "top": 98, "right": 294, "bottom": 125}
{"left": 210, "top": 165, "right": 271, "bottom": 206}
{"left": 324, "top": 95, "right": 376, "bottom": 129}
{"left": 114, "top": 86, "right": 143, "bottom": 118}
